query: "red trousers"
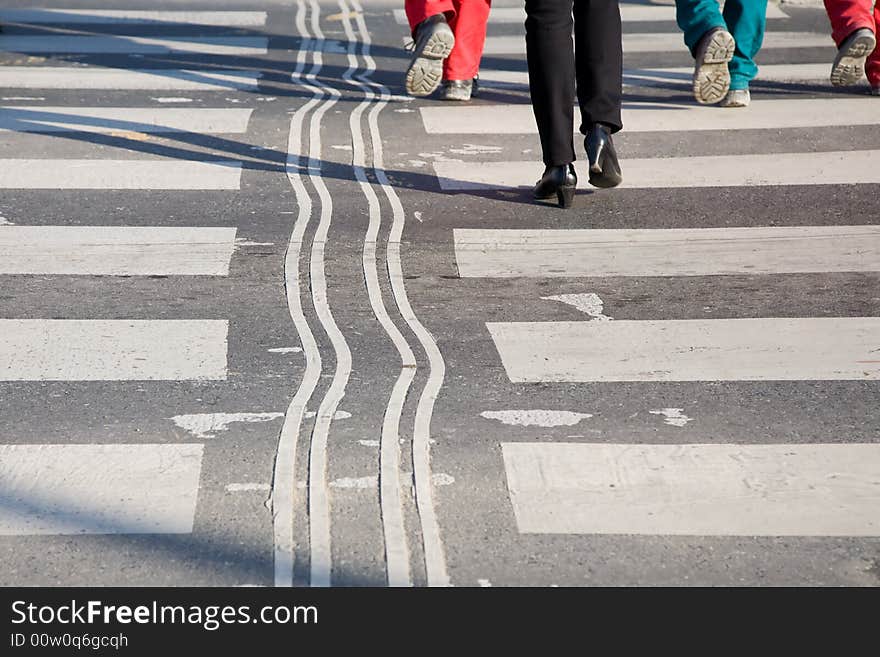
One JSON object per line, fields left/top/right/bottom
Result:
{"left": 405, "top": 0, "right": 492, "bottom": 80}
{"left": 824, "top": 0, "right": 880, "bottom": 86}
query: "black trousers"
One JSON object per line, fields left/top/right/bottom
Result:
{"left": 525, "top": 0, "right": 623, "bottom": 166}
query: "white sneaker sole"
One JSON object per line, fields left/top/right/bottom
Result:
{"left": 405, "top": 28, "right": 455, "bottom": 97}
{"left": 831, "top": 30, "right": 877, "bottom": 87}
{"left": 693, "top": 29, "right": 735, "bottom": 105}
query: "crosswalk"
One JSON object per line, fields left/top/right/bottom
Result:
{"left": 0, "top": 8, "right": 262, "bottom": 541}
{"left": 425, "top": 3, "right": 880, "bottom": 541}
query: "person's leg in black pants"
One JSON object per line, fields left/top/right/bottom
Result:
{"left": 574, "top": 0, "right": 623, "bottom": 136}
{"left": 525, "top": 0, "right": 576, "bottom": 167}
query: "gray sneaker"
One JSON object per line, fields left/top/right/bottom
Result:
{"left": 692, "top": 27, "right": 735, "bottom": 105}
{"left": 720, "top": 88, "right": 750, "bottom": 107}
{"left": 405, "top": 14, "right": 455, "bottom": 97}
{"left": 831, "top": 27, "right": 876, "bottom": 87}
{"left": 440, "top": 78, "right": 475, "bottom": 101}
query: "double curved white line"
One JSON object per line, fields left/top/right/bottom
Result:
{"left": 273, "top": 0, "right": 323, "bottom": 588}
{"left": 343, "top": 0, "right": 450, "bottom": 587}
{"left": 274, "top": 0, "right": 449, "bottom": 587}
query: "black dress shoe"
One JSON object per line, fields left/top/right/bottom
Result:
{"left": 585, "top": 124, "right": 622, "bottom": 188}
{"left": 533, "top": 163, "right": 577, "bottom": 208}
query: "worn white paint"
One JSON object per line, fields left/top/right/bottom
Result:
{"left": 487, "top": 318, "right": 880, "bottom": 382}
{"left": 0, "top": 444, "right": 203, "bottom": 535}
{"left": 502, "top": 442, "right": 880, "bottom": 535}
{"left": 268, "top": 347, "right": 302, "bottom": 354}
{"left": 303, "top": 410, "right": 351, "bottom": 420}
{"left": 432, "top": 473, "right": 455, "bottom": 487}
{"left": 330, "top": 476, "right": 376, "bottom": 489}
{"left": 235, "top": 238, "right": 274, "bottom": 247}
{"left": 358, "top": 440, "right": 380, "bottom": 448}
{"left": 0, "top": 160, "right": 242, "bottom": 190}
{"left": 0, "top": 216, "right": 11, "bottom": 226}
{"left": 421, "top": 98, "right": 879, "bottom": 134}
{"left": 2, "top": 96, "right": 45, "bottom": 101}
{"left": 650, "top": 408, "right": 694, "bottom": 427}
{"left": 151, "top": 97, "right": 194, "bottom": 104}
{"left": 0, "top": 319, "right": 227, "bottom": 381}
{"left": 478, "top": 578, "right": 493, "bottom": 587}
{"left": 0, "top": 9, "right": 268, "bottom": 25}
{"left": 543, "top": 293, "right": 613, "bottom": 321}
{"left": 226, "top": 483, "right": 272, "bottom": 492}
{"left": 0, "top": 226, "right": 237, "bottom": 275}
{"left": 170, "top": 412, "right": 284, "bottom": 439}
{"left": 454, "top": 226, "right": 880, "bottom": 277}
{"left": 3, "top": 36, "right": 268, "bottom": 55}
{"left": 393, "top": 5, "right": 787, "bottom": 23}
{"left": 481, "top": 410, "right": 593, "bottom": 427}
{"left": 0, "top": 107, "right": 252, "bottom": 134}
{"left": 0, "top": 68, "right": 261, "bottom": 91}
{"left": 435, "top": 151, "right": 880, "bottom": 190}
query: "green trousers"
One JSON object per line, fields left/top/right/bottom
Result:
{"left": 675, "top": 0, "right": 769, "bottom": 89}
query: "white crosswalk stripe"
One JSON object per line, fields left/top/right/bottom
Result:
{"left": 1, "top": 35, "right": 268, "bottom": 55}
{"left": 435, "top": 150, "right": 880, "bottom": 190}
{"left": 453, "top": 226, "right": 880, "bottom": 278}
{"left": 479, "top": 64, "right": 858, "bottom": 89}
{"left": 0, "top": 226, "right": 238, "bottom": 275}
{"left": 415, "top": 32, "right": 831, "bottom": 55}
{"left": 487, "top": 318, "right": 880, "bottom": 382}
{"left": 0, "top": 160, "right": 243, "bottom": 189}
{"left": 0, "top": 319, "right": 229, "bottom": 381}
{"left": 502, "top": 443, "right": 880, "bottom": 536}
{"left": 0, "top": 9, "right": 268, "bottom": 26}
{"left": 393, "top": 5, "right": 789, "bottom": 24}
{"left": 0, "top": 107, "right": 253, "bottom": 133}
{"left": 420, "top": 98, "right": 879, "bottom": 134}
{"left": 0, "top": 444, "right": 204, "bottom": 535}
{"left": 0, "top": 67, "right": 261, "bottom": 91}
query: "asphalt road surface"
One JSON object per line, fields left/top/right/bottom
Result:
{"left": 1, "top": 0, "right": 878, "bottom": 587}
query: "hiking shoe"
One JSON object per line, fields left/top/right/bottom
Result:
{"left": 404, "top": 14, "right": 455, "bottom": 97}
{"left": 440, "top": 78, "right": 475, "bottom": 101}
{"left": 720, "top": 88, "right": 750, "bottom": 107}
{"left": 692, "top": 27, "right": 735, "bottom": 105}
{"left": 831, "top": 27, "right": 876, "bottom": 86}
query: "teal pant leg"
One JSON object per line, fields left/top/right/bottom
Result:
{"left": 723, "top": 0, "right": 768, "bottom": 89}
{"left": 675, "top": 0, "right": 726, "bottom": 54}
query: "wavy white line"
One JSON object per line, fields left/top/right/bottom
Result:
{"left": 303, "top": 0, "right": 353, "bottom": 589}
{"left": 273, "top": 0, "right": 324, "bottom": 588}
{"left": 350, "top": 0, "right": 450, "bottom": 587}
{"left": 339, "top": 0, "right": 415, "bottom": 587}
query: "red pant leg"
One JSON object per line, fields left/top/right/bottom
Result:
{"left": 443, "top": 0, "right": 492, "bottom": 80}
{"left": 823, "top": 0, "right": 875, "bottom": 45}
{"left": 867, "top": 2, "right": 880, "bottom": 87}
{"left": 405, "top": 0, "right": 457, "bottom": 35}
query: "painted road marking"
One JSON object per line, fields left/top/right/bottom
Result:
{"left": 0, "top": 107, "right": 253, "bottom": 134}
{"left": 0, "top": 68, "right": 261, "bottom": 91}
{"left": 393, "top": 5, "right": 788, "bottom": 24}
{"left": 420, "top": 99, "right": 880, "bottom": 134}
{"left": 0, "top": 160, "right": 242, "bottom": 189}
{"left": 1, "top": 36, "right": 268, "bottom": 55}
{"left": 0, "top": 9, "right": 267, "bottom": 26}
{"left": 0, "top": 319, "right": 228, "bottom": 381}
{"left": 0, "top": 444, "right": 203, "bottom": 535}
{"left": 475, "top": 32, "right": 830, "bottom": 55}
{"left": 0, "top": 226, "right": 237, "bottom": 275}
{"left": 502, "top": 442, "right": 880, "bottom": 536}
{"left": 453, "top": 226, "right": 880, "bottom": 278}
{"left": 479, "top": 64, "right": 854, "bottom": 89}
{"left": 434, "top": 150, "right": 880, "bottom": 190}
{"left": 487, "top": 318, "right": 880, "bottom": 382}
